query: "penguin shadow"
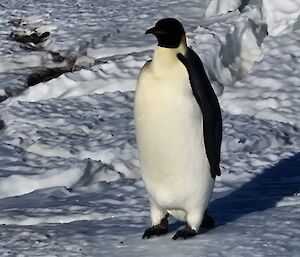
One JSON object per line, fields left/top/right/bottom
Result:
{"left": 209, "top": 153, "right": 300, "bottom": 227}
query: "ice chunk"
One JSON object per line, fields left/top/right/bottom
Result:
{"left": 262, "top": 0, "right": 300, "bottom": 36}
{"left": 206, "top": 0, "right": 242, "bottom": 17}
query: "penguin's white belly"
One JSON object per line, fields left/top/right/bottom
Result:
{"left": 135, "top": 63, "right": 213, "bottom": 211}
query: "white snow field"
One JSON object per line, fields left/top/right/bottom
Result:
{"left": 0, "top": 0, "right": 300, "bottom": 256}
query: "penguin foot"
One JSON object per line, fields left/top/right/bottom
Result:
{"left": 200, "top": 212, "right": 215, "bottom": 229}
{"left": 142, "top": 215, "right": 169, "bottom": 239}
{"left": 172, "top": 226, "right": 197, "bottom": 240}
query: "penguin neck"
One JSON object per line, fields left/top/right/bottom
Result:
{"left": 152, "top": 37, "right": 187, "bottom": 74}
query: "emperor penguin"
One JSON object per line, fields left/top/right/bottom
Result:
{"left": 134, "top": 18, "right": 222, "bottom": 240}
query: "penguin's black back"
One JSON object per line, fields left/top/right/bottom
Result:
{"left": 177, "top": 48, "right": 222, "bottom": 178}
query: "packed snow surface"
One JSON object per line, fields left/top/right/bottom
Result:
{"left": 0, "top": 0, "right": 300, "bottom": 256}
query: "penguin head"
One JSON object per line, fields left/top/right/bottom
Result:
{"left": 146, "top": 18, "right": 185, "bottom": 48}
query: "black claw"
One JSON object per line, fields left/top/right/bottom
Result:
{"left": 142, "top": 225, "right": 168, "bottom": 239}
{"left": 200, "top": 212, "right": 215, "bottom": 229}
{"left": 172, "top": 226, "right": 197, "bottom": 240}
{"left": 142, "top": 215, "right": 169, "bottom": 239}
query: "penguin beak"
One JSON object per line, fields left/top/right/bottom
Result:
{"left": 145, "top": 27, "right": 166, "bottom": 35}
{"left": 145, "top": 27, "right": 156, "bottom": 35}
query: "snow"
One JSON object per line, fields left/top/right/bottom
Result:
{"left": 205, "top": 0, "right": 242, "bottom": 17}
{"left": 0, "top": 0, "right": 300, "bottom": 256}
{"left": 262, "top": 0, "right": 300, "bottom": 36}
{"left": 205, "top": 0, "right": 300, "bottom": 37}
{"left": 220, "top": 30, "right": 300, "bottom": 127}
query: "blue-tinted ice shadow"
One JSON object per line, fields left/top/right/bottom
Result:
{"left": 209, "top": 153, "right": 300, "bottom": 226}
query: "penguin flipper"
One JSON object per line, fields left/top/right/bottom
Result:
{"left": 177, "top": 49, "right": 222, "bottom": 178}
